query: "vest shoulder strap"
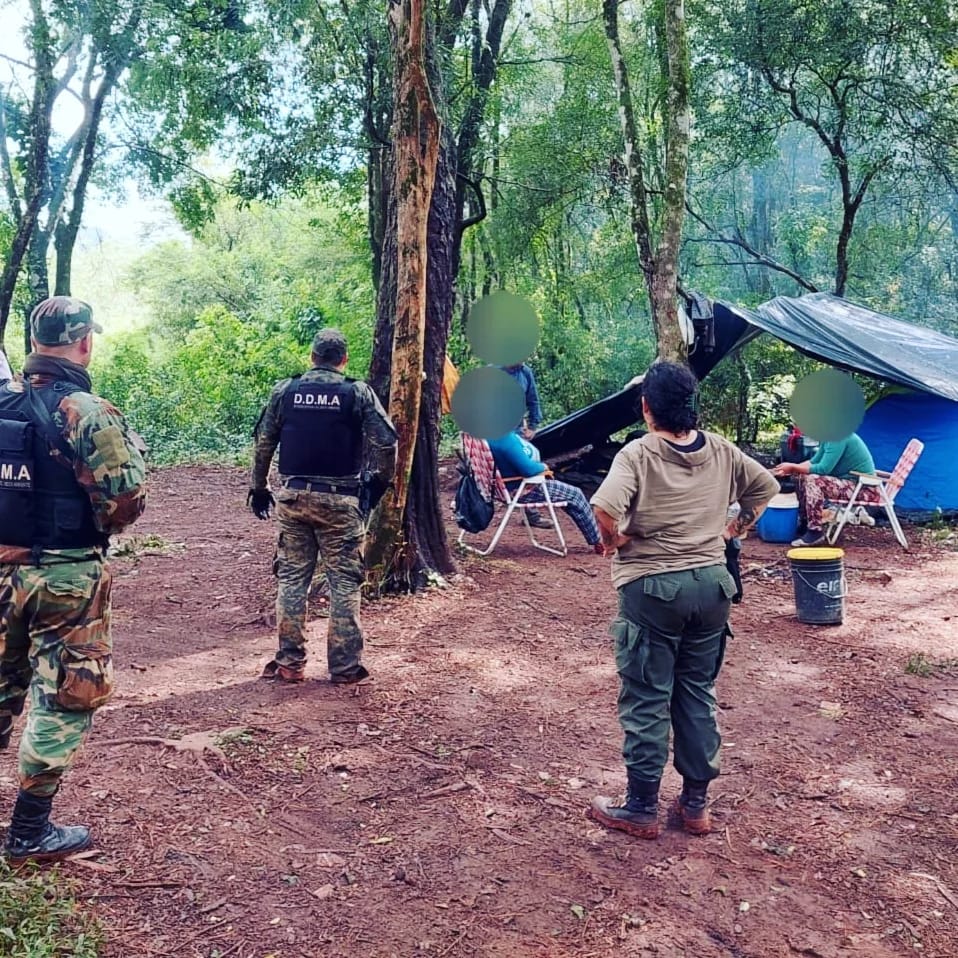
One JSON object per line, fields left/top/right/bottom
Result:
{"left": 24, "top": 381, "right": 80, "bottom": 464}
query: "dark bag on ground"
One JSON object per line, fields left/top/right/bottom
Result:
{"left": 454, "top": 455, "right": 493, "bottom": 533}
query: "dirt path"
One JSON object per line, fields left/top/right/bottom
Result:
{"left": 3, "top": 464, "right": 957, "bottom": 958}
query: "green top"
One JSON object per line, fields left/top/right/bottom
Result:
{"left": 809, "top": 433, "right": 875, "bottom": 479}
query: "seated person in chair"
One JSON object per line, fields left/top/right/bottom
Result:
{"left": 771, "top": 432, "right": 879, "bottom": 546}
{"left": 486, "top": 430, "right": 603, "bottom": 553}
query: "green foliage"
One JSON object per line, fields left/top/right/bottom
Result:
{"left": 0, "top": 860, "right": 101, "bottom": 958}
{"left": 100, "top": 192, "right": 376, "bottom": 463}
{"left": 699, "top": 337, "right": 816, "bottom": 441}
{"left": 905, "top": 652, "right": 958, "bottom": 677}
{"left": 125, "top": 194, "right": 374, "bottom": 343}
{"left": 688, "top": 0, "right": 958, "bottom": 303}
{"left": 94, "top": 307, "right": 304, "bottom": 464}
{"left": 10, "top": 0, "right": 953, "bottom": 468}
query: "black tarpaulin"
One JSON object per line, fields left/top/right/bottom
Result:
{"left": 748, "top": 293, "right": 958, "bottom": 403}
{"left": 534, "top": 300, "right": 757, "bottom": 458}
{"left": 534, "top": 293, "right": 958, "bottom": 459}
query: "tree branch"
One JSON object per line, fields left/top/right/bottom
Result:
{"left": 457, "top": 173, "right": 486, "bottom": 231}
{"left": 439, "top": 0, "right": 471, "bottom": 49}
{"left": 685, "top": 204, "right": 819, "bottom": 292}
{"left": 0, "top": 52, "right": 35, "bottom": 73}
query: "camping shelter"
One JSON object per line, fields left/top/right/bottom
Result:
{"left": 534, "top": 293, "right": 958, "bottom": 513}
{"left": 857, "top": 392, "right": 958, "bottom": 512}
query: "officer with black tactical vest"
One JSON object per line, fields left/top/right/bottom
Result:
{"left": 0, "top": 296, "right": 146, "bottom": 864}
{"left": 249, "top": 328, "right": 397, "bottom": 684}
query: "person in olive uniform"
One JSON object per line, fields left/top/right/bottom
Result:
{"left": 587, "top": 362, "right": 777, "bottom": 840}
{"left": 249, "top": 328, "right": 397, "bottom": 684}
{"left": 0, "top": 297, "right": 147, "bottom": 863}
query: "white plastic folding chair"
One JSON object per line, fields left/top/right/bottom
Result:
{"left": 457, "top": 434, "right": 568, "bottom": 557}
{"left": 825, "top": 438, "right": 924, "bottom": 549}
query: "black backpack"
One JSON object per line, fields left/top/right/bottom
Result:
{"left": 453, "top": 453, "right": 493, "bottom": 533}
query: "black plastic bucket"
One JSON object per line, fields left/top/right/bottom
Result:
{"left": 787, "top": 547, "right": 846, "bottom": 625}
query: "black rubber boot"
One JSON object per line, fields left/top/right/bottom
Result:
{"left": 586, "top": 774, "right": 660, "bottom": 839}
{"left": 669, "top": 778, "right": 711, "bottom": 835}
{"left": 0, "top": 715, "right": 13, "bottom": 750}
{"left": 4, "top": 790, "right": 92, "bottom": 864}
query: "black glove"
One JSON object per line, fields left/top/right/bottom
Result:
{"left": 247, "top": 488, "right": 275, "bottom": 520}
{"left": 725, "top": 536, "right": 743, "bottom": 604}
{"left": 359, "top": 472, "right": 392, "bottom": 519}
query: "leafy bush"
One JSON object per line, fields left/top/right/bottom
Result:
{"left": 93, "top": 306, "right": 306, "bottom": 464}
{"left": 0, "top": 860, "right": 101, "bottom": 957}
{"left": 100, "top": 191, "right": 379, "bottom": 465}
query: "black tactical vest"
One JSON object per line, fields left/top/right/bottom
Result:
{"left": 277, "top": 378, "right": 363, "bottom": 478}
{"left": 0, "top": 381, "right": 103, "bottom": 550}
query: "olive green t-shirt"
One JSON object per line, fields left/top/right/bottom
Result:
{"left": 591, "top": 432, "right": 779, "bottom": 589}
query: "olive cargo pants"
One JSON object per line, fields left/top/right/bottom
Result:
{"left": 613, "top": 564, "right": 736, "bottom": 785}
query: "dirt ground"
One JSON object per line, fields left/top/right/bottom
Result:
{"left": 2, "top": 463, "right": 957, "bottom": 958}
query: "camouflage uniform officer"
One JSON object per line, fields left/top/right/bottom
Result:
{"left": 249, "top": 328, "right": 396, "bottom": 684}
{"left": 0, "top": 297, "right": 147, "bottom": 863}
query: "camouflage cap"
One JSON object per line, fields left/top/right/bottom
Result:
{"left": 311, "top": 327, "right": 348, "bottom": 360}
{"left": 30, "top": 297, "right": 102, "bottom": 346}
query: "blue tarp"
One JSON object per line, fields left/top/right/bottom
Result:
{"left": 859, "top": 392, "right": 958, "bottom": 511}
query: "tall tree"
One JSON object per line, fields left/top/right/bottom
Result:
{"left": 0, "top": 0, "right": 267, "bottom": 349}
{"left": 245, "top": 0, "right": 512, "bottom": 589}
{"left": 364, "top": 0, "right": 441, "bottom": 590}
{"left": 368, "top": 0, "right": 514, "bottom": 591}
{"left": 602, "top": 0, "right": 691, "bottom": 360}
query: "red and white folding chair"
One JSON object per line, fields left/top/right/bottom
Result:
{"left": 457, "top": 434, "right": 568, "bottom": 557}
{"left": 825, "top": 438, "right": 924, "bottom": 549}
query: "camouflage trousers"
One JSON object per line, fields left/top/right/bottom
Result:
{"left": 274, "top": 489, "right": 365, "bottom": 678}
{"left": 0, "top": 558, "right": 114, "bottom": 797}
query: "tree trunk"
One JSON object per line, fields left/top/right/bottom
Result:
{"left": 364, "top": 0, "right": 445, "bottom": 592}
{"left": 54, "top": 65, "right": 119, "bottom": 296}
{"left": 649, "top": 0, "right": 691, "bottom": 362}
{"left": 368, "top": 146, "right": 387, "bottom": 292}
{"left": 0, "top": 2, "right": 56, "bottom": 349}
{"left": 23, "top": 224, "right": 52, "bottom": 353}
{"left": 603, "top": 0, "right": 690, "bottom": 362}
{"left": 452, "top": 0, "right": 510, "bottom": 279}
{"left": 602, "top": 0, "right": 655, "bottom": 296}
{"left": 733, "top": 348, "right": 752, "bottom": 445}
{"left": 747, "top": 165, "right": 775, "bottom": 296}
{"left": 407, "top": 124, "right": 458, "bottom": 578}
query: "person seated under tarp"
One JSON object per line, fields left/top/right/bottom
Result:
{"left": 486, "top": 430, "right": 603, "bottom": 554}
{"left": 771, "top": 432, "right": 879, "bottom": 546}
